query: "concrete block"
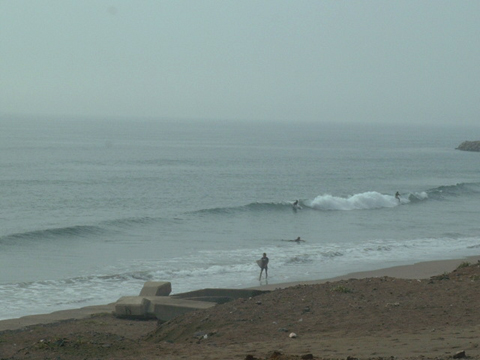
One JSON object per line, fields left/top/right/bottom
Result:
{"left": 114, "top": 286, "right": 269, "bottom": 321}
{"left": 139, "top": 281, "right": 172, "bottom": 296}
{"left": 172, "top": 288, "right": 268, "bottom": 300}
{"left": 114, "top": 296, "right": 151, "bottom": 318}
{"left": 146, "top": 297, "right": 215, "bottom": 322}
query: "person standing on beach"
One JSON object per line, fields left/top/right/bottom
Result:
{"left": 259, "top": 253, "right": 269, "bottom": 280}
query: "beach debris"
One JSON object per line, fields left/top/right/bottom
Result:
{"left": 37, "top": 337, "right": 69, "bottom": 349}
{"left": 289, "top": 332, "right": 297, "bottom": 338}
{"left": 453, "top": 350, "right": 466, "bottom": 359}
{"left": 385, "top": 302, "right": 400, "bottom": 307}
{"left": 193, "top": 331, "right": 213, "bottom": 340}
{"left": 278, "top": 327, "right": 289, "bottom": 332}
{"left": 193, "top": 331, "right": 216, "bottom": 343}
{"left": 301, "top": 354, "right": 314, "bottom": 360}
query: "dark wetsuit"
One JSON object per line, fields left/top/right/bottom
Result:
{"left": 259, "top": 255, "right": 269, "bottom": 280}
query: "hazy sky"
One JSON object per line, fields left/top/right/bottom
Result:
{"left": 1, "top": 1, "right": 479, "bottom": 124}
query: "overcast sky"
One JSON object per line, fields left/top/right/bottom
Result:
{"left": 1, "top": 1, "right": 479, "bottom": 125}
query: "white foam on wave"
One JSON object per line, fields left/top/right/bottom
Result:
{"left": 308, "top": 191, "right": 402, "bottom": 211}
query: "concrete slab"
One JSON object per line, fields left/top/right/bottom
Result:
{"left": 171, "top": 288, "right": 268, "bottom": 301}
{"left": 114, "top": 296, "right": 151, "bottom": 319}
{"left": 139, "top": 281, "right": 172, "bottom": 296}
{"left": 146, "top": 297, "right": 215, "bottom": 322}
{"left": 114, "top": 287, "right": 269, "bottom": 321}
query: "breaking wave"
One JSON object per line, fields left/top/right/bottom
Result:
{"left": 190, "top": 182, "right": 480, "bottom": 215}
{"left": 4, "top": 183, "right": 477, "bottom": 245}
{"left": 0, "top": 216, "right": 170, "bottom": 244}
{"left": 0, "top": 225, "right": 107, "bottom": 244}
{"left": 308, "top": 191, "right": 400, "bottom": 211}
{"left": 426, "top": 182, "right": 480, "bottom": 199}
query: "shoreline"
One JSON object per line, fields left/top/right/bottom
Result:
{"left": 252, "top": 254, "right": 480, "bottom": 291}
{"left": 1, "top": 255, "right": 479, "bottom": 332}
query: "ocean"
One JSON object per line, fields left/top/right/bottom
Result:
{"left": 1, "top": 118, "right": 479, "bottom": 320}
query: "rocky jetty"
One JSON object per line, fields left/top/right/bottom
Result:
{"left": 456, "top": 140, "right": 480, "bottom": 152}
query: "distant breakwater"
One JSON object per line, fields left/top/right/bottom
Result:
{"left": 456, "top": 141, "right": 480, "bottom": 152}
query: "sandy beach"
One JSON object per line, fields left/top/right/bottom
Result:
{"left": 1, "top": 255, "right": 480, "bottom": 359}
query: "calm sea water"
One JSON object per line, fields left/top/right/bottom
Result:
{"left": 1, "top": 118, "right": 479, "bottom": 320}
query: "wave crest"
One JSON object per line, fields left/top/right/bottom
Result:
{"left": 309, "top": 191, "right": 400, "bottom": 211}
{"left": 1, "top": 225, "right": 106, "bottom": 243}
{"left": 427, "top": 182, "right": 480, "bottom": 199}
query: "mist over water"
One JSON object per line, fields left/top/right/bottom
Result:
{"left": 1, "top": 119, "right": 480, "bottom": 320}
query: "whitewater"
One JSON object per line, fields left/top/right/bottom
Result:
{"left": 1, "top": 118, "right": 480, "bottom": 320}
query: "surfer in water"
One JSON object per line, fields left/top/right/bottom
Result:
{"left": 259, "top": 253, "right": 269, "bottom": 280}
{"left": 292, "top": 200, "right": 302, "bottom": 211}
{"left": 282, "top": 236, "right": 305, "bottom": 243}
{"left": 395, "top": 191, "right": 400, "bottom": 202}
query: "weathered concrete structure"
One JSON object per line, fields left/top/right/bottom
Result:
{"left": 139, "top": 281, "right": 172, "bottom": 296}
{"left": 115, "top": 295, "right": 215, "bottom": 320}
{"left": 114, "top": 281, "right": 269, "bottom": 321}
{"left": 115, "top": 296, "right": 151, "bottom": 318}
{"left": 171, "top": 288, "right": 267, "bottom": 304}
